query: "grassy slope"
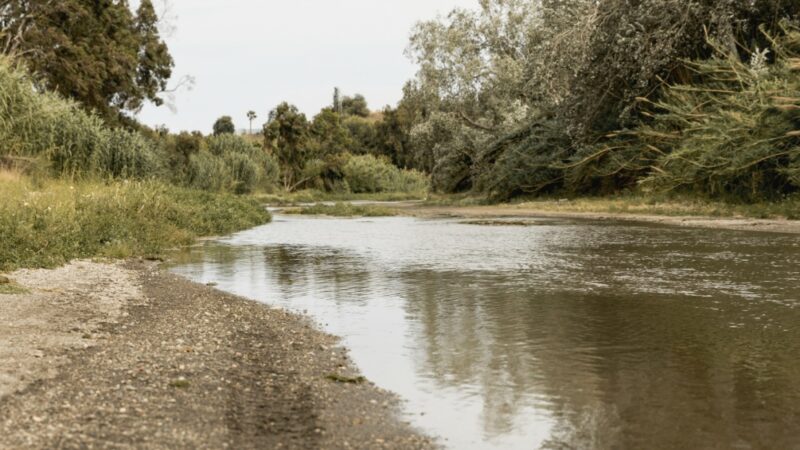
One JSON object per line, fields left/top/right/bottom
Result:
{"left": 0, "top": 170, "right": 271, "bottom": 271}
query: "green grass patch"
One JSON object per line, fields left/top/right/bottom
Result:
{"left": 256, "top": 189, "right": 427, "bottom": 206}
{"left": 0, "top": 175, "right": 271, "bottom": 271}
{"left": 283, "top": 202, "right": 397, "bottom": 217}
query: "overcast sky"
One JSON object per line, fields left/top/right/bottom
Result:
{"left": 133, "top": 0, "right": 476, "bottom": 133}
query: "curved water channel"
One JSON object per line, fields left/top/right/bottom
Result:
{"left": 170, "top": 212, "right": 800, "bottom": 449}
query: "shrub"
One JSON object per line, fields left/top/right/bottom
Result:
{"left": 342, "top": 154, "right": 429, "bottom": 193}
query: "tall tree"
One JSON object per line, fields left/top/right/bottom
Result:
{"left": 333, "top": 87, "right": 342, "bottom": 114}
{"left": 247, "top": 110, "right": 257, "bottom": 134}
{"left": 1, "top": 0, "right": 174, "bottom": 123}
{"left": 263, "top": 103, "right": 311, "bottom": 190}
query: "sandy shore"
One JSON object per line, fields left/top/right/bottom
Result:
{"left": 0, "top": 260, "right": 433, "bottom": 449}
{"left": 391, "top": 203, "right": 800, "bottom": 234}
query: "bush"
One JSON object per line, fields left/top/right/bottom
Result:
{"left": 342, "top": 154, "right": 429, "bottom": 193}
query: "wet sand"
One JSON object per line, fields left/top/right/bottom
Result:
{"left": 392, "top": 203, "right": 800, "bottom": 234}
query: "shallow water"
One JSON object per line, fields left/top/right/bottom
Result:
{"left": 171, "top": 214, "right": 800, "bottom": 449}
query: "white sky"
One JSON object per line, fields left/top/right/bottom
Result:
{"left": 133, "top": 0, "right": 477, "bottom": 133}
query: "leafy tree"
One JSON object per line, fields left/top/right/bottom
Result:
{"left": 263, "top": 102, "right": 311, "bottom": 190}
{"left": 310, "top": 109, "right": 353, "bottom": 156}
{"left": 399, "top": 0, "right": 800, "bottom": 200}
{"left": 342, "top": 94, "right": 370, "bottom": 117}
{"left": 1, "top": 0, "right": 174, "bottom": 122}
{"left": 213, "top": 116, "right": 235, "bottom": 136}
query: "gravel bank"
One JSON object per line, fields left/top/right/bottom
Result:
{"left": 394, "top": 204, "right": 800, "bottom": 234}
{"left": 0, "top": 260, "right": 434, "bottom": 449}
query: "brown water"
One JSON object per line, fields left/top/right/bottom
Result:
{"left": 170, "top": 214, "right": 800, "bottom": 449}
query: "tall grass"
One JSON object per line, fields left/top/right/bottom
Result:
{"left": 0, "top": 57, "right": 164, "bottom": 179}
{"left": 0, "top": 172, "right": 271, "bottom": 271}
{"left": 186, "top": 134, "right": 279, "bottom": 194}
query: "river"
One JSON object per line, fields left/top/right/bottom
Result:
{"left": 170, "top": 213, "right": 800, "bottom": 449}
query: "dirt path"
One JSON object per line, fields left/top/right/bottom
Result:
{"left": 0, "top": 260, "right": 433, "bottom": 450}
{"left": 392, "top": 203, "right": 800, "bottom": 234}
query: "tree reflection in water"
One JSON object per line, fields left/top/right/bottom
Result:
{"left": 170, "top": 216, "right": 800, "bottom": 449}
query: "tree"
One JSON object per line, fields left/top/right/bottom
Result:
{"left": 263, "top": 102, "right": 311, "bottom": 190}
{"left": 247, "top": 110, "right": 257, "bottom": 134}
{"left": 310, "top": 109, "right": 353, "bottom": 157}
{"left": 333, "top": 87, "right": 342, "bottom": 114}
{"left": 213, "top": 116, "right": 235, "bottom": 136}
{"left": 2, "top": 0, "right": 174, "bottom": 123}
{"left": 342, "top": 94, "right": 370, "bottom": 117}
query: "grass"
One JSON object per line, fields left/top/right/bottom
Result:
{"left": 255, "top": 189, "right": 427, "bottom": 206}
{"left": 0, "top": 170, "right": 272, "bottom": 271}
{"left": 282, "top": 202, "right": 397, "bottom": 217}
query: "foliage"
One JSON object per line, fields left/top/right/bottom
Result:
{"left": 264, "top": 102, "right": 312, "bottom": 190}
{"left": 192, "top": 134, "right": 278, "bottom": 194}
{"left": 341, "top": 94, "right": 370, "bottom": 117}
{"left": 637, "top": 23, "right": 800, "bottom": 201}
{"left": 161, "top": 131, "right": 206, "bottom": 183}
{"left": 1, "top": 0, "right": 174, "bottom": 122}
{"left": 212, "top": 116, "right": 235, "bottom": 136}
{"left": 284, "top": 202, "right": 397, "bottom": 217}
{"left": 0, "top": 57, "right": 164, "bottom": 179}
{"left": 92, "top": 128, "right": 165, "bottom": 180}
{"left": 0, "top": 176, "right": 271, "bottom": 271}
{"left": 398, "top": 0, "right": 800, "bottom": 203}
{"left": 342, "top": 154, "right": 429, "bottom": 194}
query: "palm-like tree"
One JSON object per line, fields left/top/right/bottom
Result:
{"left": 247, "top": 110, "right": 257, "bottom": 134}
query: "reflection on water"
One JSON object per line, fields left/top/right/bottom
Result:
{"left": 170, "top": 215, "right": 800, "bottom": 449}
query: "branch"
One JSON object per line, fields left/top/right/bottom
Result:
{"left": 458, "top": 111, "right": 495, "bottom": 132}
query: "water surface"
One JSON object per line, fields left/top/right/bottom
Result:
{"left": 171, "top": 214, "right": 800, "bottom": 449}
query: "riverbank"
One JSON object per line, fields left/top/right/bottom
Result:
{"left": 383, "top": 200, "right": 800, "bottom": 234}
{"left": 0, "top": 174, "right": 271, "bottom": 271}
{"left": 0, "top": 260, "right": 434, "bottom": 449}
